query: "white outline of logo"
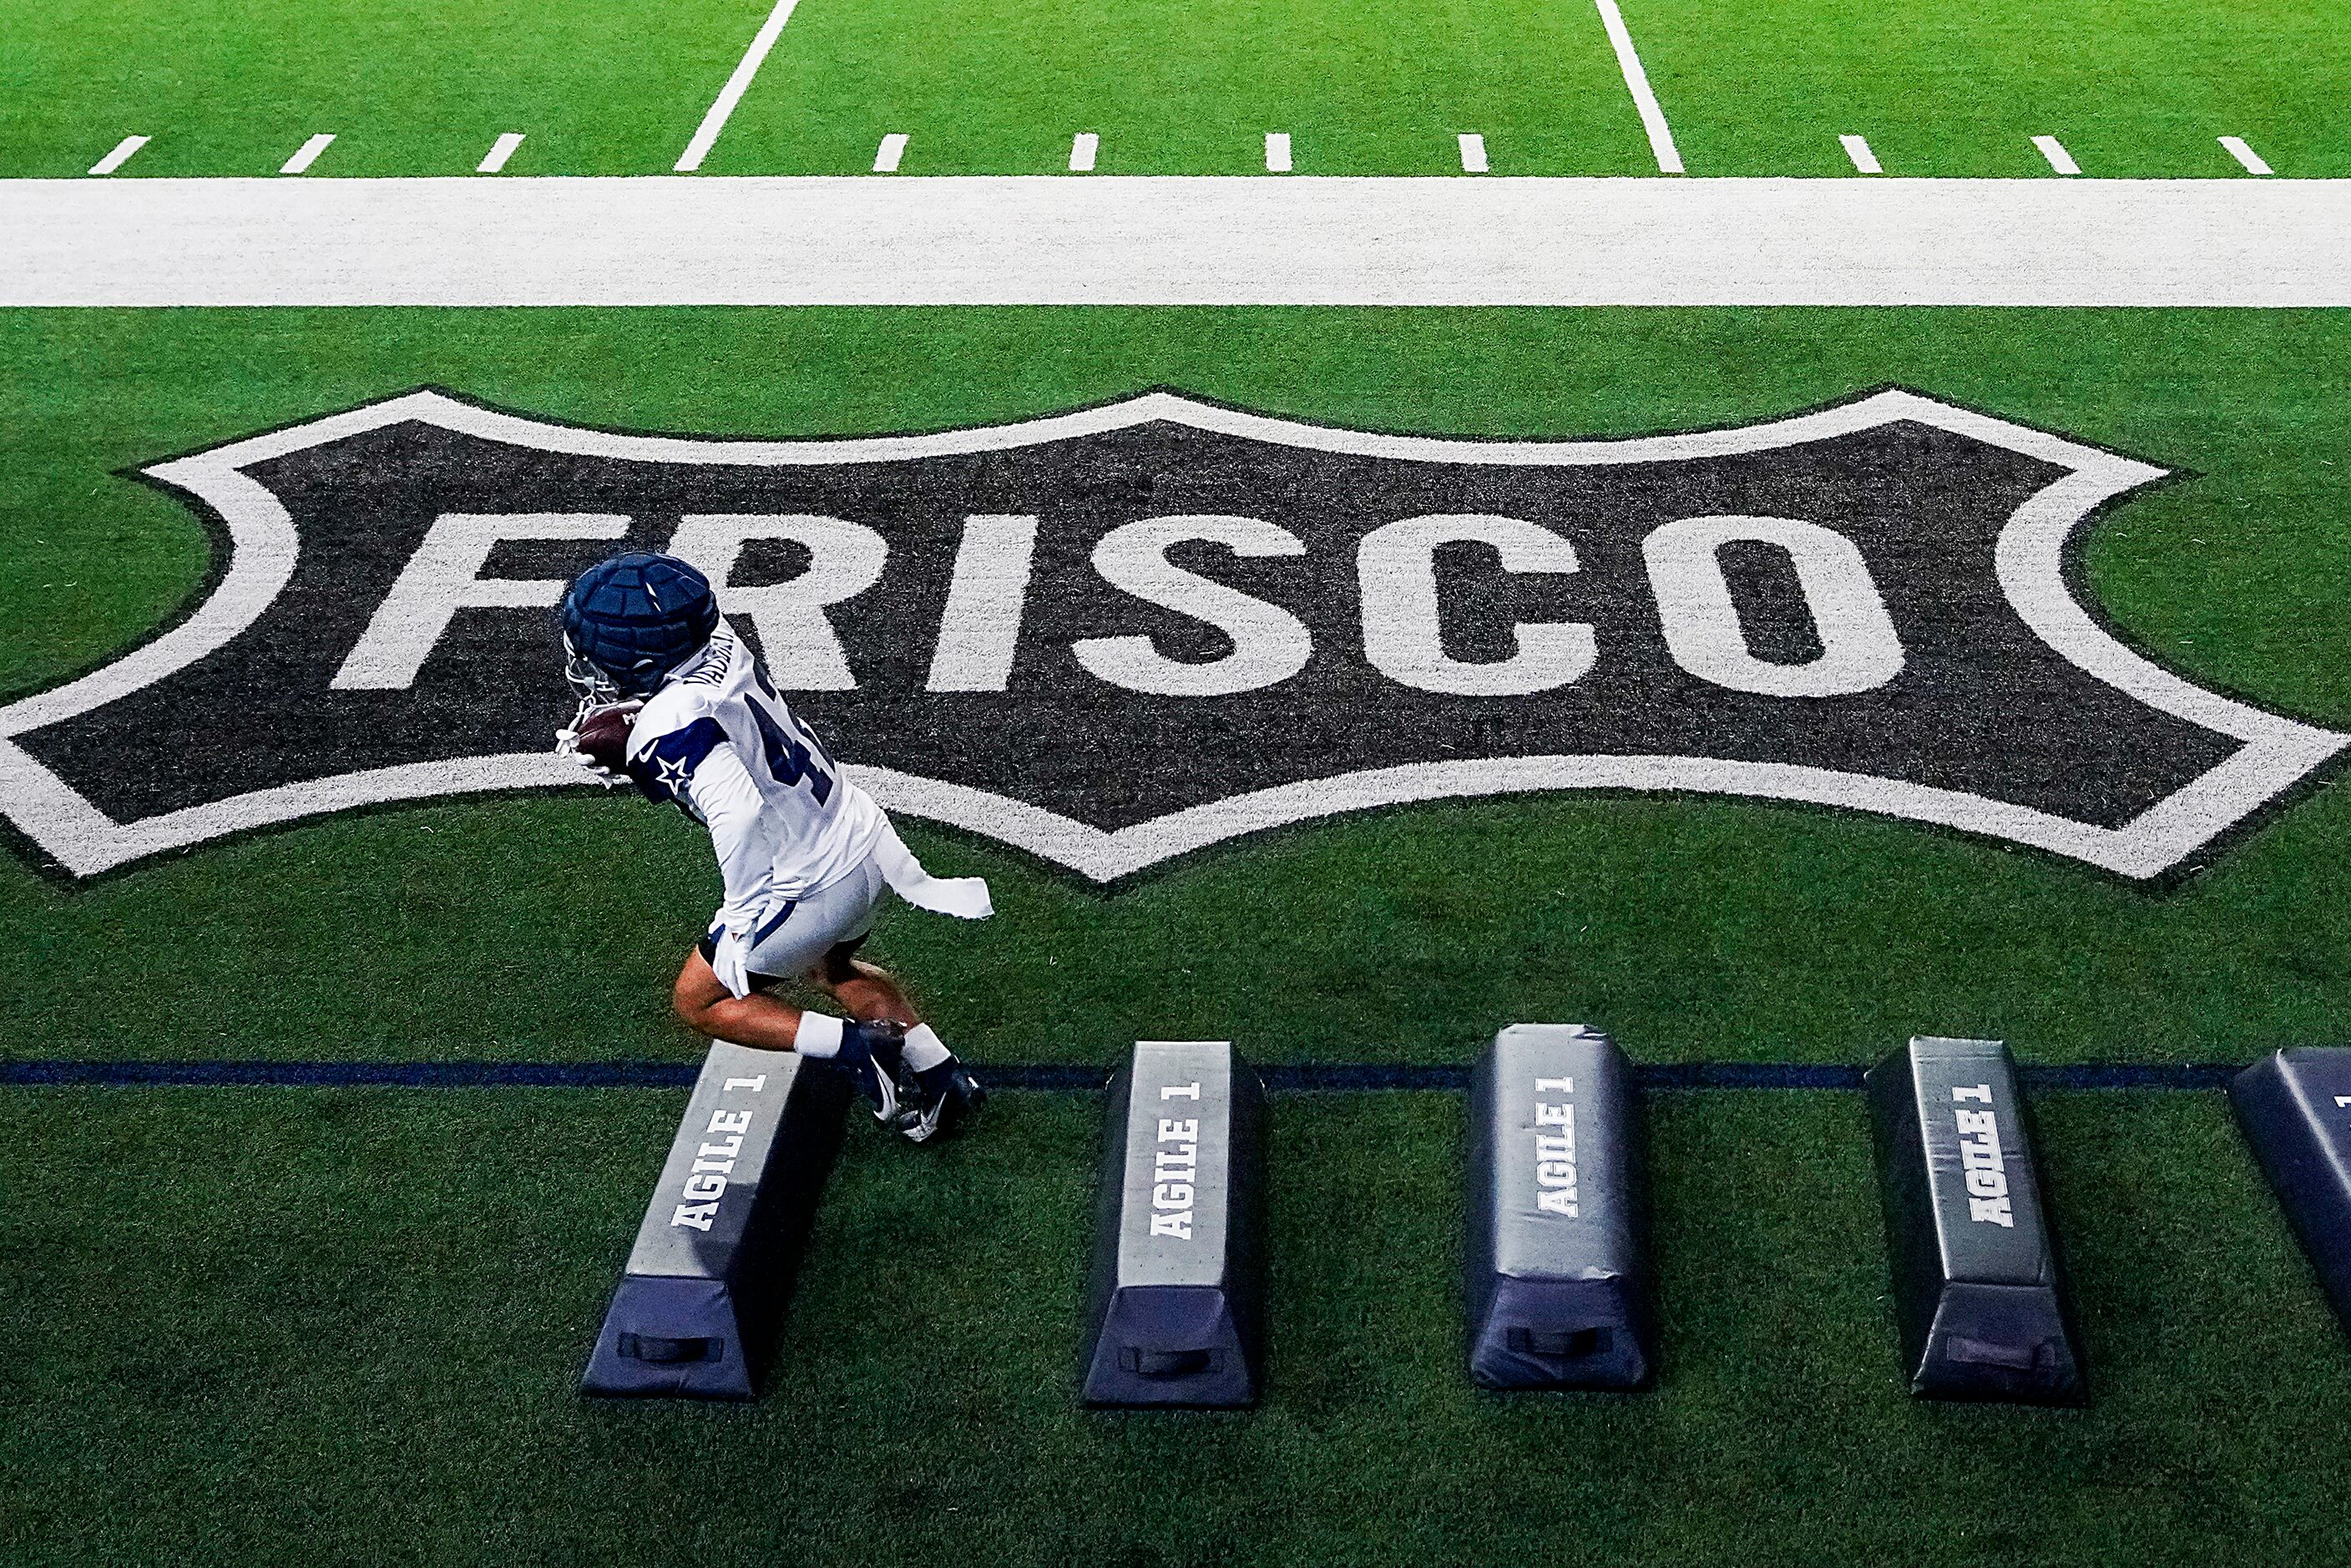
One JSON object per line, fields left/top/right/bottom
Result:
{"left": 0, "top": 387, "right": 2342, "bottom": 881}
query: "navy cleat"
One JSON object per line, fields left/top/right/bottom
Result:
{"left": 897, "top": 1059, "right": 986, "bottom": 1145}
{"left": 836, "top": 1019, "right": 909, "bottom": 1125}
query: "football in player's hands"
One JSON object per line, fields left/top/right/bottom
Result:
{"left": 572, "top": 701, "right": 644, "bottom": 776}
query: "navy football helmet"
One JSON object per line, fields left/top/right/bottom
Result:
{"left": 559, "top": 552, "right": 721, "bottom": 701}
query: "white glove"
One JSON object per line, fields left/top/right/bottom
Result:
{"left": 552, "top": 722, "right": 625, "bottom": 787}
{"left": 709, "top": 925, "right": 754, "bottom": 999}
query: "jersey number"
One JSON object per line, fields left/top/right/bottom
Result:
{"left": 746, "top": 682, "right": 835, "bottom": 805}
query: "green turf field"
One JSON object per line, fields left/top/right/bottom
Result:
{"left": 0, "top": 0, "right": 769, "bottom": 178}
{"left": 8, "top": 1085, "right": 2349, "bottom": 1566}
{"left": 699, "top": 0, "right": 1659, "bottom": 176}
{"left": 0, "top": 0, "right": 2342, "bottom": 176}
{"left": 5, "top": 0, "right": 2351, "bottom": 1558}
{"left": 1635, "top": 0, "right": 2351, "bottom": 178}
{"left": 4, "top": 304, "right": 2350, "bottom": 1562}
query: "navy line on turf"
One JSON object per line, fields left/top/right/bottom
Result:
{"left": 0, "top": 1060, "right": 698, "bottom": 1088}
{"left": 0, "top": 1059, "right": 2253, "bottom": 1090}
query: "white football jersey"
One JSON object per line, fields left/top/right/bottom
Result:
{"left": 623, "top": 622, "right": 887, "bottom": 940}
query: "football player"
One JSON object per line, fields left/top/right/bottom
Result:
{"left": 554, "top": 551, "right": 991, "bottom": 1142}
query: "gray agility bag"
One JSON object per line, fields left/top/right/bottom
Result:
{"left": 1464, "top": 1024, "right": 1655, "bottom": 1390}
{"left": 582, "top": 1043, "right": 849, "bottom": 1399}
{"left": 1079, "top": 1040, "right": 1269, "bottom": 1408}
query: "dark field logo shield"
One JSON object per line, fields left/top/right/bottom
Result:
{"left": 0, "top": 386, "right": 2340, "bottom": 881}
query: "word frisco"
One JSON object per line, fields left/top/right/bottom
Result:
{"left": 335, "top": 506, "right": 1904, "bottom": 701}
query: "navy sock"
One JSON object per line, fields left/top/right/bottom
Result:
{"left": 844, "top": 1020, "right": 904, "bottom": 1075}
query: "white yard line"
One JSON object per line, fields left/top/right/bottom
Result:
{"left": 8, "top": 175, "right": 2351, "bottom": 306}
{"left": 1839, "top": 134, "right": 1881, "bottom": 175}
{"left": 674, "top": 0, "right": 803, "bottom": 173}
{"left": 2219, "top": 136, "right": 2273, "bottom": 175}
{"left": 1266, "top": 132, "right": 1292, "bottom": 173}
{"left": 1459, "top": 134, "right": 1489, "bottom": 174}
{"left": 1069, "top": 132, "right": 1099, "bottom": 173}
{"left": 88, "top": 135, "right": 149, "bottom": 176}
{"left": 873, "top": 133, "right": 909, "bottom": 173}
{"left": 1594, "top": 0, "right": 1682, "bottom": 175}
{"left": 477, "top": 133, "right": 526, "bottom": 174}
{"left": 280, "top": 134, "right": 336, "bottom": 175}
{"left": 2033, "top": 135, "right": 2080, "bottom": 175}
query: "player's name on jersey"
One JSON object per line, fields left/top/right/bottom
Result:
{"left": 1, "top": 387, "right": 2339, "bottom": 883}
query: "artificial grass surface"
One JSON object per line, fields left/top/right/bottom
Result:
{"left": 1636, "top": 0, "right": 2351, "bottom": 179}
{"left": 3, "top": 1085, "right": 2346, "bottom": 1566}
{"left": 1, "top": 306, "right": 2346, "bottom": 1066}
{"left": 2, "top": 0, "right": 2343, "bottom": 177}
{"left": 0, "top": 0, "right": 768, "bottom": 178}
{"left": 699, "top": 0, "right": 1652, "bottom": 176}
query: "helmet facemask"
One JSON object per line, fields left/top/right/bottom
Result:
{"left": 563, "top": 630, "right": 624, "bottom": 708}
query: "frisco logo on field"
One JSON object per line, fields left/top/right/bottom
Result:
{"left": 0, "top": 385, "right": 2342, "bottom": 883}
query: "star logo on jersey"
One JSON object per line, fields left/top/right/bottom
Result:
{"left": 1, "top": 385, "right": 2342, "bottom": 882}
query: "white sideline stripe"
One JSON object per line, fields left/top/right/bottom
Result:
{"left": 478, "top": 133, "right": 525, "bottom": 174}
{"left": 88, "top": 135, "right": 149, "bottom": 176}
{"left": 674, "top": 0, "right": 801, "bottom": 172}
{"left": 873, "top": 133, "right": 908, "bottom": 173}
{"left": 1266, "top": 133, "right": 1292, "bottom": 173}
{"left": 8, "top": 176, "right": 2351, "bottom": 306}
{"left": 2034, "top": 135, "right": 2080, "bottom": 176}
{"left": 1840, "top": 134, "right": 1881, "bottom": 175}
{"left": 280, "top": 134, "right": 336, "bottom": 175}
{"left": 1459, "top": 133, "right": 1489, "bottom": 174}
{"left": 1594, "top": 0, "right": 1682, "bottom": 175}
{"left": 2220, "top": 136, "right": 2273, "bottom": 176}
{"left": 1069, "top": 132, "right": 1098, "bottom": 173}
